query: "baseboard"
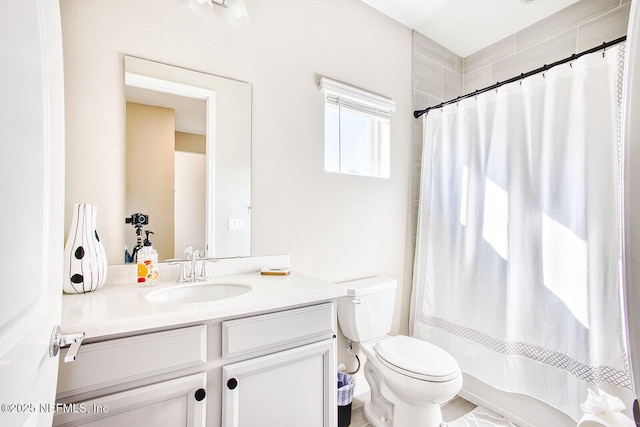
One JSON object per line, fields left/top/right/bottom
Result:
{"left": 458, "top": 373, "right": 574, "bottom": 427}
{"left": 459, "top": 386, "right": 533, "bottom": 427}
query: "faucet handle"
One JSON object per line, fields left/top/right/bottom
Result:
{"left": 167, "top": 260, "right": 188, "bottom": 283}
{"left": 197, "top": 259, "right": 218, "bottom": 281}
{"left": 197, "top": 262, "right": 208, "bottom": 281}
{"left": 184, "top": 245, "right": 194, "bottom": 259}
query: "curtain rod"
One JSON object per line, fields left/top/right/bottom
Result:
{"left": 413, "top": 35, "right": 627, "bottom": 119}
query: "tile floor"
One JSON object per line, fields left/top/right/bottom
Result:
{"left": 348, "top": 393, "right": 477, "bottom": 427}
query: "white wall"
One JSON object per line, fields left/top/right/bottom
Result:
{"left": 60, "top": 0, "right": 414, "bottom": 365}
{"left": 174, "top": 150, "right": 206, "bottom": 257}
{"left": 125, "top": 102, "right": 175, "bottom": 261}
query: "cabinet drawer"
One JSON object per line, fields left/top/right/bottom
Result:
{"left": 57, "top": 325, "right": 207, "bottom": 398}
{"left": 54, "top": 372, "right": 207, "bottom": 427}
{"left": 222, "top": 303, "right": 335, "bottom": 359}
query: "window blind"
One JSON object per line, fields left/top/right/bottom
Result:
{"left": 319, "top": 77, "right": 396, "bottom": 120}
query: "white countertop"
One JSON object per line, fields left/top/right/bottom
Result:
{"left": 61, "top": 271, "right": 346, "bottom": 339}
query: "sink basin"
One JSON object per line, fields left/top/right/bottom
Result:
{"left": 146, "top": 282, "right": 251, "bottom": 303}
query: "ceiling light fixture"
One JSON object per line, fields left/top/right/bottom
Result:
{"left": 226, "top": 0, "right": 249, "bottom": 25}
{"left": 188, "top": 0, "right": 224, "bottom": 13}
{"left": 186, "top": 0, "right": 248, "bottom": 24}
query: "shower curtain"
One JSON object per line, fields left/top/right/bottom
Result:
{"left": 623, "top": 0, "right": 640, "bottom": 421}
{"left": 411, "top": 44, "right": 631, "bottom": 421}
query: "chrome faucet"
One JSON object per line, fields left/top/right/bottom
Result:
{"left": 183, "top": 246, "right": 216, "bottom": 282}
{"left": 166, "top": 260, "right": 189, "bottom": 283}
{"left": 167, "top": 246, "right": 217, "bottom": 283}
{"left": 190, "top": 248, "right": 201, "bottom": 282}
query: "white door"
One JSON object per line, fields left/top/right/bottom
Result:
{"left": 0, "top": 0, "right": 65, "bottom": 426}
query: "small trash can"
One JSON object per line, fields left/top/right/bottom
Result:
{"left": 337, "top": 372, "right": 355, "bottom": 427}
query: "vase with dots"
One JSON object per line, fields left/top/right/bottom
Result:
{"left": 63, "top": 203, "right": 108, "bottom": 293}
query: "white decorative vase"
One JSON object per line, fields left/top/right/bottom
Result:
{"left": 63, "top": 203, "right": 108, "bottom": 293}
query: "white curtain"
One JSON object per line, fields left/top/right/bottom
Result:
{"left": 411, "top": 44, "right": 631, "bottom": 421}
{"left": 623, "top": 0, "right": 640, "bottom": 412}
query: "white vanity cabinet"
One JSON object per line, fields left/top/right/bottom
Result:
{"left": 55, "top": 301, "right": 337, "bottom": 427}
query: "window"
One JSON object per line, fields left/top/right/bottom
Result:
{"left": 320, "top": 78, "right": 395, "bottom": 178}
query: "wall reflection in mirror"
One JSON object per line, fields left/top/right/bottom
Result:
{"left": 124, "top": 56, "right": 251, "bottom": 263}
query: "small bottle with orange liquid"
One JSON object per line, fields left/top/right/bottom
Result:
{"left": 137, "top": 230, "right": 158, "bottom": 286}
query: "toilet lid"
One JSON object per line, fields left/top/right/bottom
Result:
{"left": 374, "top": 335, "right": 460, "bottom": 382}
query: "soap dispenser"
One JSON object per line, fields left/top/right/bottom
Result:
{"left": 137, "top": 230, "right": 158, "bottom": 285}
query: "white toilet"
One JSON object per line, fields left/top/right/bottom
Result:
{"left": 337, "top": 276, "right": 462, "bottom": 427}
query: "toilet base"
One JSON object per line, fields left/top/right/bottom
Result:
{"left": 362, "top": 358, "right": 452, "bottom": 427}
{"left": 363, "top": 396, "right": 446, "bottom": 427}
{"left": 383, "top": 385, "right": 444, "bottom": 427}
{"left": 364, "top": 400, "right": 392, "bottom": 427}
{"left": 363, "top": 360, "right": 393, "bottom": 427}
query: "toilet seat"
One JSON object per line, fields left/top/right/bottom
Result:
{"left": 374, "top": 335, "right": 460, "bottom": 382}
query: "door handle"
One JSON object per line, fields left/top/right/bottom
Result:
{"left": 49, "top": 325, "right": 85, "bottom": 362}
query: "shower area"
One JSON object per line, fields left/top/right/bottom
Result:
{"left": 409, "top": 2, "right": 639, "bottom": 426}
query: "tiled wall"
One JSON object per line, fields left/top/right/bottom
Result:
{"left": 411, "top": 0, "right": 632, "bottom": 240}
{"left": 411, "top": 34, "right": 463, "bottom": 245}
{"left": 464, "top": 0, "right": 631, "bottom": 92}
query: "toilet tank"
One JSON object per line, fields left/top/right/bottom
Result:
{"left": 337, "top": 277, "right": 397, "bottom": 342}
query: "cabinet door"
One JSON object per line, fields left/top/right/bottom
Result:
{"left": 53, "top": 373, "right": 207, "bottom": 427}
{"left": 222, "top": 339, "right": 336, "bottom": 427}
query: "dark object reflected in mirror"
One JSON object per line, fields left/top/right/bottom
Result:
{"left": 125, "top": 212, "right": 149, "bottom": 227}
{"left": 125, "top": 212, "right": 149, "bottom": 263}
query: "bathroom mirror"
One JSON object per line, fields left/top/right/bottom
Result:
{"left": 124, "top": 56, "right": 251, "bottom": 262}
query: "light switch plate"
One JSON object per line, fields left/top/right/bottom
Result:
{"left": 228, "top": 218, "right": 245, "bottom": 230}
